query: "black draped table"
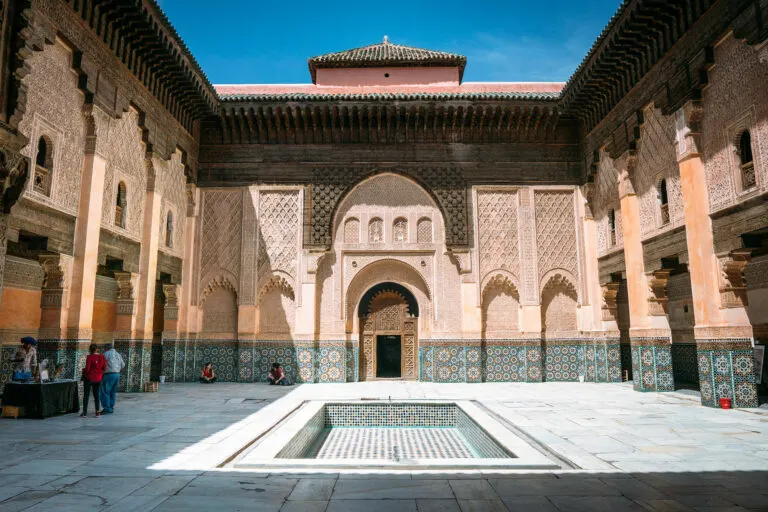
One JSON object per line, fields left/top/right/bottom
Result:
{"left": 2, "top": 380, "right": 80, "bottom": 418}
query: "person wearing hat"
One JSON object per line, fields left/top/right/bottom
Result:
{"left": 12, "top": 337, "right": 38, "bottom": 382}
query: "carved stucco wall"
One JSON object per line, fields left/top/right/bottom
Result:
{"left": 158, "top": 151, "right": 187, "bottom": 259}
{"left": 541, "top": 274, "right": 579, "bottom": 335}
{"left": 535, "top": 190, "right": 578, "bottom": 286}
{"left": 636, "top": 106, "right": 685, "bottom": 240}
{"left": 594, "top": 152, "right": 624, "bottom": 257}
{"left": 481, "top": 275, "right": 520, "bottom": 338}
{"left": 477, "top": 189, "right": 519, "bottom": 285}
{"left": 199, "top": 189, "right": 242, "bottom": 301}
{"left": 703, "top": 34, "right": 768, "bottom": 212}
{"left": 17, "top": 39, "right": 84, "bottom": 216}
{"left": 98, "top": 107, "right": 146, "bottom": 242}
{"left": 316, "top": 173, "right": 461, "bottom": 336}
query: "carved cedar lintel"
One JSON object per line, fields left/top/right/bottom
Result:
{"left": 601, "top": 281, "right": 621, "bottom": 321}
{"left": 646, "top": 269, "right": 672, "bottom": 316}
{"left": 718, "top": 249, "right": 751, "bottom": 309}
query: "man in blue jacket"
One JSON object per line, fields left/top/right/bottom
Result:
{"left": 100, "top": 344, "right": 125, "bottom": 414}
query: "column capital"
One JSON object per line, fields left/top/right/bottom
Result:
{"left": 600, "top": 281, "right": 621, "bottom": 322}
{"left": 113, "top": 271, "right": 138, "bottom": 316}
{"left": 186, "top": 183, "right": 200, "bottom": 217}
{"left": 38, "top": 253, "right": 73, "bottom": 310}
{"left": 305, "top": 250, "right": 329, "bottom": 275}
{"left": 646, "top": 269, "right": 671, "bottom": 316}
{"left": 615, "top": 151, "right": 638, "bottom": 200}
{"left": 580, "top": 183, "right": 595, "bottom": 220}
{"left": 674, "top": 101, "right": 703, "bottom": 162}
{"left": 82, "top": 104, "right": 98, "bottom": 155}
{"left": 162, "top": 283, "right": 181, "bottom": 321}
{"left": 717, "top": 249, "right": 751, "bottom": 309}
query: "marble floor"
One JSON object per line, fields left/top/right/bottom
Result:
{"left": 1, "top": 381, "right": 768, "bottom": 511}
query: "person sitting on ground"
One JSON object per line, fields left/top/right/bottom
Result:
{"left": 99, "top": 344, "right": 125, "bottom": 414}
{"left": 200, "top": 362, "right": 217, "bottom": 383}
{"left": 11, "top": 337, "right": 38, "bottom": 382}
{"left": 81, "top": 344, "right": 106, "bottom": 417}
{"left": 268, "top": 363, "right": 291, "bottom": 385}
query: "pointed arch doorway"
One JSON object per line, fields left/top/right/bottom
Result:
{"left": 358, "top": 282, "right": 419, "bottom": 380}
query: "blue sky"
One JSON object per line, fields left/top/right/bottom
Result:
{"left": 157, "top": 0, "right": 621, "bottom": 84}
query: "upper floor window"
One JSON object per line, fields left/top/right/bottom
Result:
{"left": 33, "top": 136, "right": 53, "bottom": 196}
{"left": 344, "top": 217, "right": 360, "bottom": 244}
{"left": 417, "top": 217, "right": 433, "bottom": 243}
{"left": 658, "top": 178, "right": 670, "bottom": 225}
{"left": 369, "top": 217, "right": 383, "bottom": 243}
{"left": 115, "top": 181, "right": 127, "bottom": 228}
{"left": 739, "top": 130, "right": 756, "bottom": 190}
{"left": 608, "top": 209, "right": 617, "bottom": 247}
{"left": 165, "top": 211, "right": 174, "bottom": 248}
{"left": 393, "top": 217, "right": 408, "bottom": 243}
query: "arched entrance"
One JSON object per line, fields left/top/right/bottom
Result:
{"left": 358, "top": 282, "right": 419, "bottom": 380}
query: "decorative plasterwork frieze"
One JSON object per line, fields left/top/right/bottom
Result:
{"left": 646, "top": 269, "right": 671, "bottom": 316}
{"left": 601, "top": 281, "right": 621, "bottom": 322}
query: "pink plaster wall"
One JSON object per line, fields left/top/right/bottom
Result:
{"left": 315, "top": 67, "right": 459, "bottom": 87}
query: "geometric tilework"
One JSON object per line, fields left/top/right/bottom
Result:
{"left": 315, "top": 428, "right": 475, "bottom": 459}
{"left": 697, "top": 340, "right": 758, "bottom": 408}
{"left": 630, "top": 340, "right": 675, "bottom": 392}
{"left": 544, "top": 339, "right": 621, "bottom": 383}
{"left": 671, "top": 343, "right": 699, "bottom": 384}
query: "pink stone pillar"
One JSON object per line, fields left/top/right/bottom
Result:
{"left": 134, "top": 158, "right": 163, "bottom": 341}
{"left": 178, "top": 184, "right": 200, "bottom": 338}
{"left": 578, "top": 185, "right": 603, "bottom": 333}
{"left": 615, "top": 152, "right": 673, "bottom": 392}
{"left": 66, "top": 110, "right": 105, "bottom": 343}
{"left": 674, "top": 102, "right": 757, "bottom": 407}
{"left": 38, "top": 254, "right": 74, "bottom": 340}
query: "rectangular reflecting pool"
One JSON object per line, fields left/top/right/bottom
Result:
{"left": 233, "top": 401, "right": 559, "bottom": 470}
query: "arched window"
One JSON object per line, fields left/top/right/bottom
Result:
{"left": 165, "top": 211, "right": 174, "bottom": 248}
{"left": 658, "top": 179, "right": 670, "bottom": 225}
{"left": 344, "top": 217, "right": 360, "bottom": 244}
{"left": 368, "top": 217, "right": 383, "bottom": 243}
{"left": 115, "top": 181, "right": 127, "bottom": 227}
{"left": 739, "top": 130, "right": 756, "bottom": 189}
{"left": 393, "top": 217, "right": 407, "bottom": 243}
{"left": 33, "top": 136, "right": 53, "bottom": 196}
{"left": 417, "top": 217, "right": 432, "bottom": 243}
{"left": 608, "top": 209, "right": 617, "bottom": 247}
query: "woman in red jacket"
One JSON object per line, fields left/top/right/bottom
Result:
{"left": 81, "top": 344, "right": 106, "bottom": 417}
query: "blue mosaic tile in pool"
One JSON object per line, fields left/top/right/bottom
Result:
{"left": 697, "top": 340, "right": 758, "bottom": 408}
{"left": 278, "top": 402, "right": 513, "bottom": 460}
{"left": 630, "top": 339, "right": 675, "bottom": 392}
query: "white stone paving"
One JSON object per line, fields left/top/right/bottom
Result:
{"left": 0, "top": 381, "right": 766, "bottom": 511}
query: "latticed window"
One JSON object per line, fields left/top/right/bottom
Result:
{"left": 739, "top": 130, "right": 756, "bottom": 190}
{"left": 344, "top": 217, "right": 360, "bottom": 243}
{"left": 165, "top": 211, "right": 174, "bottom": 248}
{"left": 658, "top": 179, "right": 670, "bottom": 225}
{"left": 393, "top": 217, "right": 407, "bottom": 243}
{"left": 115, "top": 181, "right": 127, "bottom": 227}
{"left": 417, "top": 217, "right": 432, "bottom": 243}
{"left": 33, "top": 136, "right": 53, "bottom": 196}
{"left": 369, "top": 217, "right": 383, "bottom": 243}
{"left": 608, "top": 209, "right": 617, "bottom": 247}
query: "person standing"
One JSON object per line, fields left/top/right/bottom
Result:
{"left": 81, "top": 344, "right": 106, "bottom": 417}
{"left": 11, "top": 337, "right": 38, "bottom": 382}
{"left": 99, "top": 344, "right": 125, "bottom": 414}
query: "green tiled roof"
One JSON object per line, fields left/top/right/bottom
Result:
{"left": 308, "top": 38, "right": 467, "bottom": 82}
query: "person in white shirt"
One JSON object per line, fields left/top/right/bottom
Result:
{"left": 99, "top": 344, "right": 125, "bottom": 414}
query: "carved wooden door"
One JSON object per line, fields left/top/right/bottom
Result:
{"left": 359, "top": 291, "right": 418, "bottom": 380}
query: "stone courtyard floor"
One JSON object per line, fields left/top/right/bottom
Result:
{"left": 1, "top": 381, "right": 768, "bottom": 511}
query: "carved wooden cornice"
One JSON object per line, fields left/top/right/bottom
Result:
{"left": 209, "top": 101, "right": 562, "bottom": 145}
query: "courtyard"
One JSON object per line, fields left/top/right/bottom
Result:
{"left": 1, "top": 382, "right": 768, "bottom": 511}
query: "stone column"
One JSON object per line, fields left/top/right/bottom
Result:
{"left": 616, "top": 152, "right": 674, "bottom": 392}
{"left": 517, "top": 187, "right": 541, "bottom": 333}
{"left": 63, "top": 108, "right": 105, "bottom": 373}
{"left": 112, "top": 271, "right": 139, "bottom": 339}
{"left": 674, "top": 102, "right": 757, "bottom": 407}
{"left": 119, "top": 156, "right": 162, "bottom": 392}
{"left": 578, "top": 185, "right": 603, "bottom": 332}
{"left": 0, "top": 139, "right": 31, "bottom": 310}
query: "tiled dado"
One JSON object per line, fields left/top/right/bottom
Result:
{"left": 36, "top": 339, "right": 90, "bottom": 380}
{"left": 418, "top": 339, "right": 621, "bottom": 383}
{"left": 113, "top": 340, "right": 152, "bottom": 392}
{"left": 160, "top": 340, "right": 353, "bottom": 384}
{"left": 697, "top": 339, "right": 758, "bottom": 408}
{"left": 543, "top": 339, "right": 621, "bottom": 383}
{"left": 630, "top": 338, "right": 675, "bottom": 392}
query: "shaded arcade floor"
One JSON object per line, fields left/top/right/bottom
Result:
{"left": 1, "top": 382, "right": 767, "bottom": 511}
